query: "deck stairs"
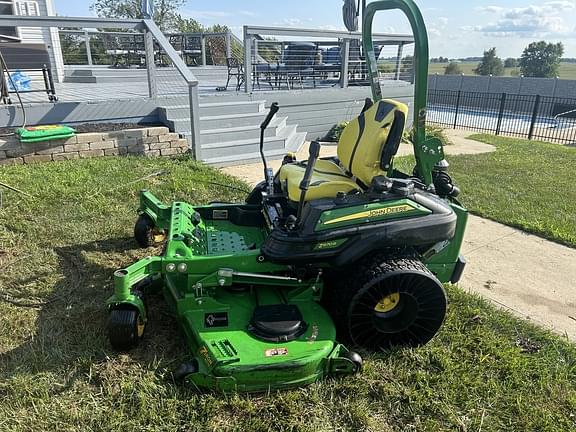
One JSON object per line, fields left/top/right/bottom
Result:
{"left": 158, "top": 97, "right": 306, "bottom": 165}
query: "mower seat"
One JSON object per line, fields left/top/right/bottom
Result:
{"left": 278, "top": 99, "right": 408, "bottom": 202}
{"left": 278, "top": 159, "right": 361, "bottom": 202}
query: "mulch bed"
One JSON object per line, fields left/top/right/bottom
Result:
{"left": 0, "top": 122, "right": 164, "bottom": 136}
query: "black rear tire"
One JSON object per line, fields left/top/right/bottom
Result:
{"left": 108, "top": 308, "right": 145, "bottom": 350}
{"left": 324, "top": 256, "right": 447, "bottom": 350}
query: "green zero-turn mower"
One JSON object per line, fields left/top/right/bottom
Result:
{"left": 106, "top": 0, "right": 468, "bottom": 392}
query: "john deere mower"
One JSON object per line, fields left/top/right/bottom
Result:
{"left": 106, "top": 0, "right": 467, "bottom": 392}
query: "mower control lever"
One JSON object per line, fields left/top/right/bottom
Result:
{"left": 295, "top": 141, "right": 321, "bottom": 226}
{"left": 260, "top": 103, "right": 280, "bottom": 195}
{"left": 260, "top": 102, "right": 279, "bottom": 130}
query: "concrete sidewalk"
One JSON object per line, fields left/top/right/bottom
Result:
{"left": 221, "top": 131, "right": 575, "bottom": 341}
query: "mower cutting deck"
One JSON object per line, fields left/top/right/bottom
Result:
{"left": 106, "top": 0, "right": 468, "bottom": 392}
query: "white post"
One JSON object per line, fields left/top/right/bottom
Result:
{"left": 340, "top": 38, "right": 350, "bottom": 88}
{"left": 144, "top": 30, "right": 157, "bottom": 98}
{"left": 200, "top": 34, "right": 207, "bottom": 66}
{"left": 188, "top": 83, "right": 201, "bottom": 160}
{"left": 243, "top": 26, "right": 253, "bottom": 93}
{"left": 84, "top": 31, "right": 93, "bottom": 66}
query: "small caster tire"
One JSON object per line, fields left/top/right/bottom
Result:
{"left": 134, "top": 214, "right": 164, "bottom": 248}
{"left": 173, "top": 360, "right": 199, "bottom": 382}
{"left": 108, "top": 308, "right": 145, "bottom": 351}
{"left": 344, "top": 351, "right": 363, "bottom": 373}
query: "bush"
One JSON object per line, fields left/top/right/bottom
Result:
{"left": 403, "top": 125, "right": 451, "bottom": 146}
{"left": 444, "top": 62, "right": 463, "bottom": 75}
{"left": 322, "top": 121, "right": 349, "bottom": 142}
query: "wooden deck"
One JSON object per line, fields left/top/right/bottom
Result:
{"left": 8, "top": 65, "right": 411, "bottom": 104}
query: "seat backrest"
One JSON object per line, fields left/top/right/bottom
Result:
{"left": 337, "top": 99, "right": 408, "bottom": 186}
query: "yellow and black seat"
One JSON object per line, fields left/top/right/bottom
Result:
{"left": 278, "top": 99, "right": 409, "bottom": 202}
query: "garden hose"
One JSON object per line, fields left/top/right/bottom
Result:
{"left": 0, "top": 181, "right": 32, "bottom": 197}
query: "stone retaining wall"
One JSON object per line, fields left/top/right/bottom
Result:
{"left": 0, "top": 126, "right": 189, "bottom": 165}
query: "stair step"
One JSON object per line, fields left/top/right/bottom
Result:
{"left": 200, "top": 135, "right": 287, "bottom": 160}
{"left": 199, "top": 117, "right": 287, "bottom": 145}
{"left": 200, "top": 111, "right": 267, "bottom": 129}
{"left": 203, "top": 148, "right": 288, "bottom": 167}
{"left": 160, "top": 100, "right": 266, "bottom": 119}
{"left": 286, "top": 131, "right": 308, "bottom": 152}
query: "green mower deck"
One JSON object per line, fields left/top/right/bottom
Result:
{"left": 108, "top": 192, "right": 360, "bottom": 392}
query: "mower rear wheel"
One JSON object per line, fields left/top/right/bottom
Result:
{"left": 108, "top": 308, "right": 145, "bottom": 350}
{"left": 326, "top": 257, "right": 447, "bottom": 350}
{"left": 134, "top": 214, "right": 164, "bottom": 248}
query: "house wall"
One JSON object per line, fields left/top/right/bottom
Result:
{"left": 16, "top": 0, "right": 64, "bottom": 82}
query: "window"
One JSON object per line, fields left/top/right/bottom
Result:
{"left": 16, "top": 1, "right": 39, "bottom": 16}
{"left": 0, "top": 0, "right": 20, "bottom": 42}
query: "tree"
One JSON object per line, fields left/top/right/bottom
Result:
{"left": 504, "top": 57, "right": 518, "bottom": 68}
{"left": 90, "top": 0, "right": 185, "bottom": 31}
{"left": 444, "top": 62, "right": 462, "bottom": 75}
{"left": 172, "top": 15, "right": 204, "bottom": 33}
{"left": 519, "top": 41, "right": 564, "bottom": 78}
{"left": 473, "top": 47, "right": 504, "bottom": 76}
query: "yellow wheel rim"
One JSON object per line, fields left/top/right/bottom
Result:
{"left": 152, "top": 229, "right": 166, "bottom": 244}
{"left": 374, "top": 292, "right": 400, "bottom": 313}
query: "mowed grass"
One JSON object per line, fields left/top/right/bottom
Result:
{"left": 0, "top": 156, "right": 575, "bottom": 431}
{"left": 449, "top": 134, "right": 576, "bottom": 247}
{"left": 428, "top": 61, "right": 576, "bottom": 79}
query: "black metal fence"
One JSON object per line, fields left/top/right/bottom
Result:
{"left": 428, "top": 89, "right": 576, "bottom": 144}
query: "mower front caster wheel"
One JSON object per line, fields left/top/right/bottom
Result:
{"left": 173, "top": 360, "right": 199, "bottom": 382}
{"left": 134, "top": 214, "right": 165, "bottom": 248}
{"left": 344, "top": 351, "right": 363, "bottom": 373}
{"left": 108, "top": 308, "right": 145, "bottom": 350}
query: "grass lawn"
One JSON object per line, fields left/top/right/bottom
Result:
{"left": 1, "top": 155, "right": 575, "bottom": 431}
{"left": 449, "top": 134, "right": 576, "bottom": 247}
{"left": 428, "top": 61, "right": 576, "bottom": 80}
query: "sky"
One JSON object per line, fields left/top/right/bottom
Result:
{"left": 55, "top": 0, "right": 576, "bottom": 58}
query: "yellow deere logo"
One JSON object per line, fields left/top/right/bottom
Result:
{"left": 316, "top": 240, "right": 339, "bottom": 249}
{"left": 324, "top": 204, "right": 415, "bottom": 225}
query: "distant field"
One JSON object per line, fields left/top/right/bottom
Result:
{"left": 429, "top": 62, "right": 576, "bottom": 79}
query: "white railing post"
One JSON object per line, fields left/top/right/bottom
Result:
{"left": 144, "top": 29, "right": 157, "bottom": 98}
{"left": 243, "top": 26, "right": 253, "bottom": 93}
{"left": 201, "top": 34, "right": 207, "bottom": 66}
{"left": 188, "top": 83, "right": 201, "bottom": 160}
{"left": 84, "top": 30, "right": 93, "bottom": 66}
{"left": 395, "top": 43, "right": 404, "bottom": 80}
{"left": 340, "top": 38, "right": 350, "bottom": 88}
{"left": 225, "top": 32, "right": 232, "bottom": 58}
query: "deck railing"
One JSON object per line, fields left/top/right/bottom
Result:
{"left": 243, "top": 25, "right": 415, "bottom": 93}
{"left": 0, "top": 15, "right": 202, "bottom": 159}
{"left": 59, "top": 29, "right": 238, "bottom": 68}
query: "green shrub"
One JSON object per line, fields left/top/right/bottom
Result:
{"left": 403, "top": 125, "right": 451, "bottom": 146}
{"left": 323, "top": 121, "right": 349, "bottom": 142}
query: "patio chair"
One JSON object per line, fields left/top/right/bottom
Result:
{"left": 276, "top": 42, "right": 318, "bottom": 89}
{"left": 183, "top": 35, "right": 202, "bottom": 66}
{"left": 132, "top": 34, "right": 146, "bottom": 67}
{"left": 154, "top": 34, "right": 184, "bottom": 67}
{"left": 102, "top": 34, "right": 130, "bottom": 68}
{"left": 225, "top": 57, "right": 244, "bottom": 91}
{"left": 314, "top": 46, "right": 342, "bottom": 80}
